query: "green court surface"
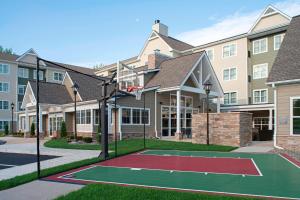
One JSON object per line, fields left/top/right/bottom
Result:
{"left": 47, "top": 150, "right": 300, "bottom": 199}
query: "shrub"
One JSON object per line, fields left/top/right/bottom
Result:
{"left": 4, "top": 124, "right": 9, "bottom": 135}
{"left": 77, "top": 136, "right": 83, "bottom": 141}
{"left": 60, "top": 121, "right": 67, "bottom": 138}
{"left": 30, "top": 123, "right": 35, "bottom": 137}
{"left": 83, "top": 137, "right": 93, "bottom": 143}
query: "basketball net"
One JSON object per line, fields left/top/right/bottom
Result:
{"left": 127, "top": 86, "right": 143, "bottom": 100}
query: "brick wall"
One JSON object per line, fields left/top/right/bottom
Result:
{"left": 192, "top": 112, "right": 252, "bottom": 147}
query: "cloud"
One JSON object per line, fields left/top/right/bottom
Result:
{"left": 177, "top": 0, "right": 300, "bottom": 46}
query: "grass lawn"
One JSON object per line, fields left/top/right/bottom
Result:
{"left": 44, "top": 138, "right": 237, "bottom": 153}
{"left": 56, "top": 184, "right": 257, "bottom": 200}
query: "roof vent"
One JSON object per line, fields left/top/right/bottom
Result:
{"left": 154, "top": 19, "right": 160, "bottom": 24}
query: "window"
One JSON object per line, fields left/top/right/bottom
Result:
{"left": 0, "top": 100, "right": 9, "bottom": 110}
{"left": 253, "top": 89, "right": 267, "bottom": 104}
{"left": 253, "top": 38, "right": 268, "bottom": 54}
{"left": 253, "top": 63, "right": 268, "bottom": 79}
{"left": 253, "top": 117, "right": 270, "bottom": 131}
{"left": 122, "top": 108, "right": 131, "bottom": 124}
{"left": 222, "top": 44, "right": 236, "bottom": 58}
{"left": 76, "top": 110, "right": 91, "bottom": 124}
{"left": 18, "top": 101, "right": 23, "bottom": 111}
{"left": 33, "top": 70, "right": 44, "bottom": 80}
{"left": 0, "top": 121, "right": 9, "bottom": 130}
{"left": 18, "top": 85, "right": 26, "bottom": 95}
{"left": 291, "top": 98, "right": 300, "bottom": 135}
{"left": 142, "top": 110, "right": 149, "bottom": 124}
{"left": 0, "top": 82, "right": 9, "bottom": 92}
{"left": 121, "top": 107, "right": 150, "bottom": 125}
{"left": 86, "top": 110, "right": 91, "bottom": 124}
{"left": 223, "top": 68, "right": 237, "bottom": 81}
{"left": 53, "top": 72, "right": 64, "bottom": 81}
{"left": 274, "top": 34, "right": 284, "bottom": 50}
{"left": 206, "top": 49, "right": 214, "bottom": 61}
{"left": 18, "top": 68, "right": 29, "bottom": 78}
{"left": 224, "top": 92, "right": 237, "bottom": 105}
{"left": 0, "top": 63, "right": 9, "bottom": 74}
{"left": 94, "top": 109, "right": 99, "bottom": 125}
{"left": 170, "top": 94, "right": 193, "bottom": 108}
{"left": 132, "top": 109, "right": 141, "bottom": 124}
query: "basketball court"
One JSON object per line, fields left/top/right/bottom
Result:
{"left": 45, "top": 150, "right": 300, "bottom": 199}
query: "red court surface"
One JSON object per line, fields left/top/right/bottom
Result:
{"left": 95, "top": 154, "right": 261, "bottom": 176}
{"left": 280, "top": 153, "right": 300, "bottom": 168}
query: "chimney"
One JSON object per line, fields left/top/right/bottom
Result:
{"left": 152, "top": 19, "right": 168, "bottom": 36}
{"left": 148, "top": 50, "right": 169, "bottom": 70}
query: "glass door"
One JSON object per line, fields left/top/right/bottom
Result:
{"left": 161, "top": 106, "right": 170, "bottom": 137}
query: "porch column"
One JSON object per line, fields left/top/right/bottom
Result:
{"left": 217, "top": 97, "right": 221, "bottom": 113}
{"left": 108, "top": 104, "right": 112, "bottom": 134}
{"left": 268, "top": 109, "right": 273, "bottom": 130}
{"left": 25, "top": 107, "right": 29, "bottom": 133}
{"left": 176, "top": 90, "right": 181, "bottom": 134}
{"left": 118, "top": 107, "right": 122, "bottom": 140}
{"left": 39, "top": 105, "right": 43, "bottom": 133}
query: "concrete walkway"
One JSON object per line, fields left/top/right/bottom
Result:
{"left": 0, "top": 180, "right": 83, "bottom": 200}
{"left": 0, "top": 137, "right": 100, "bottom": 180}
{"left": 233, "top": 141, "right": 274, "bottom": 153}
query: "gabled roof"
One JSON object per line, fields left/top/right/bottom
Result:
{"left": 248, "top": 5, "right": 291, "bottom": 33}
{"left": 0, "top": 52, "right": 19, "bottom": 62}
{"left": 98, "top": 56, "right": 138, "bottom": 71}
{"left": 29, "top": 81, "right": 73, "bottom": 104}
{"left": 157, "top": 33, "right": 194, "bottom": 51}
{"left": 145, "top": 52, "right": 204, "bottom": 89}
{"left": 67, "top": 71, "right": 113, "bottom": 101}
{"left": 46, "top": 61, "right": 95, "bottom": 75}
{"left": 267, "top": 15, "right": 300, "bottom": 84}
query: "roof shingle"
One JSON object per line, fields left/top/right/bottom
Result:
{"left": 157, "top": 33, "right": 194, "bottom": 51}
{"left": 145, "top": 52, "right": 204, "bottom": 89}
{"left": 267, "top": 15, "right": 300, "bottom": 83}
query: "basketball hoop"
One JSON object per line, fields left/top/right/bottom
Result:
{"left": 127, "top": 86, "right": 143, "bottom": 100}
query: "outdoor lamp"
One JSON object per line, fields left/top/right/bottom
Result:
{"left": 72, "top": 83, "right": 79, "bottom": 141}
{"left": 203, "top": 81, "right": 212, "bottom": 145}
{"left": 203, "top": 81, "right": 212, "bottom": 95}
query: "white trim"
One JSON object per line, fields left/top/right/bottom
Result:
{"left": 63, "top": 72, "right": 83, "bottom": 101}
{"left": 253, "top": 63, "right": 268, "bottom": 79}
{"left": 274, "top": 33, "right": 284, "bottom": 51}
{"left": 120, "top": 106, "right": 150, "bottom": 126}
{"left": 267, "top": 79, "right": 300, "bottom": 85}
{"left": 222, "top": 43, "right": 237, "bottom": 59}
{"left": 222, "top": 67, "right": 237, "bottom": 81}
{"left": 223, "top": 91, "right": 238, "bottom": 105}
{"left": 253, "top": 88, "right": 268, "bottom": 104}
{"left": 248, "top": 5, "right": 291, "bottom": 33}
{"left": 252, "top": 38, "right": 268, "bottom": 55}
{"left": 0, "top": 82, "right": 9, "bottom": 93}
{"left": 53, "top": 71, "right": 64, "bottom": 82}
{"left": 290, "top": 96, "right": 300, "bottom": 136}
{"left": 16, "top": 48, "right": 46, "bottom": 66}
{"left": 154, "top": 90, "right": 158, "bottom": 138}
{"left": 180, "top": 53, "right": 204, "bottom": 87}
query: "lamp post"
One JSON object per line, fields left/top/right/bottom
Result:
{"left": 203, "top": 81, "right": 212, "bottom": 145}
{"left": 72, "top": 83, "right": 79, "bottom": 142}
{"left": 11, "top": 102, "right": 14, "bottom": 135}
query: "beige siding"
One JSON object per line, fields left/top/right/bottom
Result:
{"left": 46, "top": 68, "right": 65, "bottom": 84}
{"left": 252, "top": 13, "right": 289, "bottom": 33}
{"left": 195, "top": 37, "right": 248, "bottom": 105}
{"left": 0, "top": 61, "right": 18, "bottom": 122}
{"left": 276, "top": 84, "right": 300, "bottom": 151}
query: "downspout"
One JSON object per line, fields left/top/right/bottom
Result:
{"left": 154, "top": 90, "right": 158, "bottom": 138}
{"left": 273, "top": 83, "right": 283, "bottom": 149}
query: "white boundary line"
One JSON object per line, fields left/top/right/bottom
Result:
{"left": 135, "top": 150, "right": 253, "bottom": 160}
{"left": 60, "top": 175, "right": 299, "bottom": 200}
{"left": 0, "top": 163, "right": 17, "bottom": 167}
{"left": 92, "top": 164, "right": 261, "bottom": 177}
{"left": 139, "top": 149, "right": 274, "bottom": 155}
{"left": 58, "top": 166, "right": 98, "bottom": 179}
{"left": 278, "top": 154, "right": 300, "bottom": 169}
{"left": 251, "top": 158, "right": 263, "bottom": 176}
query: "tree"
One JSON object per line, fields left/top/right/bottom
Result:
{"left": 93, "top": 63, "right": 105, "bottom": 70}
{"left": 30, "top": 123, "right": 35, "bottom": 137}
{"left": 0, "top": 45, "right": 13, "bottom": 54}
{"left": 60, "top": 121, "right": 67, "bottom": 138}
{"left": 4, "top": 124, "right": 9, "bottom": 135}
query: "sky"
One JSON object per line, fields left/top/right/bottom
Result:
{"left": 1, "top": 0, "right": 300, "bottom": 68}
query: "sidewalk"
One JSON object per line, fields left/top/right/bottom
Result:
{"left": 0, "top": 137, "right": 100, "bottom": 180}
{"left": 233, "top": 141, "right": 274, "bottom": 153}
{"left": 0, "top": 180, "right": 83, "bottom": 200}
